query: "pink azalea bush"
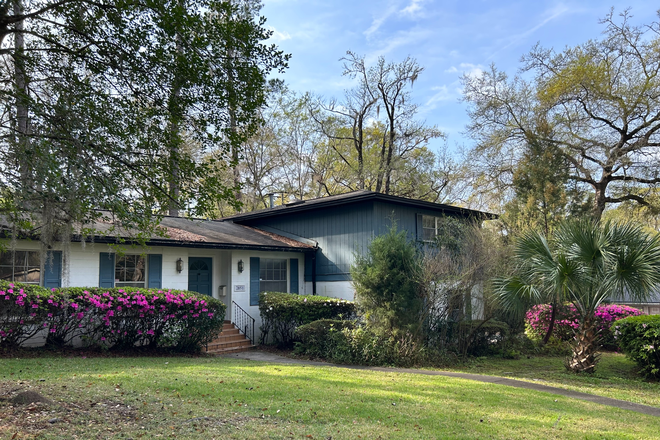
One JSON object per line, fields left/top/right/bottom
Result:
{"left": 0, "top": 281, "right": 225, "bottom": 352}
{"left": 526, "top": 303, "right": 643, "bottom": 348}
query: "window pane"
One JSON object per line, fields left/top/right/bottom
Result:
{"left": 27, "top": 251, "right": 40, "bottom": 267}
{"left": 260, "top": 280, "right": 287, "bottom": 293}
{"left": 114, "top": 255, "right": 146, "bottom": 282}
{"left": 0, "top": 266, "right": 12, "bottom": 281}
{"left": 13, "top": 269, "right": 27, "bottom": 282}
{"left": 422, "top": 215, "right": 435, "bottom": 228}
{"left": 133, "top": 257, "right": 145, "bottom": 282}
{"left": 116, "top": 281, "right": 145, "bottom": 288}
{"left": 25, "top": 267, "right": 40, "bottom": 284}
{"left": 14, "top": 251, "right": 27, "bottom": 267}
{"left": 260, "top": 259, "right": 287, "bottom": 283}
{"left": 0, "top": 252, "right": 13, "bottom": 266}
{"left": 423, "top": 229, "right": 436, "bottom": 241}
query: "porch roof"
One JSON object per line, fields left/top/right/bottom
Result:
{"left": 2, "top": 215, "right": 316, "bottom": 253}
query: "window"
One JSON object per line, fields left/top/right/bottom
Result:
{"left": 0, "top": 250, "right": 41, "bottom": 284}
{"left": 422, "top": 215, "right": 440, "bottom": 242}
{"left": 259, "top": 258, "right": 287, "bottom": 293}
{"left": 115, "top": 255, "right": 146, "bottom": 287}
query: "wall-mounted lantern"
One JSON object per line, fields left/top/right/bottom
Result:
{"left": 237, "top": 259, "right": 244, "bottom": 273}
{"left": 176, "top": 258, "right": 184, "bottom": 273}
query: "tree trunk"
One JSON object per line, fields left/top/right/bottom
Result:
{"left": 168, "top": 30, "right": 183, "bottom": 217}
{"left": 592, "top": 183, "right": 607, "bottom": 222}
{"left": 541, "top": 302, "right": 557, "bottom": 345}
{"left": 14, "top": 0, "right": 31, "bottom": 197}
{"left": 566, "top": 314, "right": 601, "bottom": 373}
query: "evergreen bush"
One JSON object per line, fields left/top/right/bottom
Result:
{"left": 259, "top": 292, "right": 356, "bottom": 346}
{"left": 294, "top": 319, "right": 355, "bottom": 360}
{"left": 351, "top": 225, "right": 422, "bottom": 336}
{"left": 614, "top": 315, "right": 660, "bottom": 379}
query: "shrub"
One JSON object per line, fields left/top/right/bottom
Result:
{"left": 458, "top": 320, "right": 510, "bottom": 356}
{"left": 0, "top": 282, "right": 226, "bottom": 352}
{"left": 614, "top": 315, "right": 660, "bottom": 379}
{"left": 259, "top": 292, "right": 356, "bottom": 347}
{"left": 525, "top": 303, "right": 642, "bottom": 348}
{"left": 0, "top": 282, "right": 53, "bottom": 347}
{"left": 351, "top": 225, "right": 422, "bottom": 336}
{"left": 294, "top": 319, "right": 355, "bottom": 360}
{"left": 294, "top": 321, "right": 429, "bottom": 367}
{"left": 427, "top": 319, "right": 511, "bottom": 356}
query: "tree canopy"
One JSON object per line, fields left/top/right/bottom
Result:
{"left": 0, "top": 0, "right": 288, "bottom": 246}
{"left": 496, "top": 219, "right": 660, "bottom": 372}
{"left": 463, "top": 10, "right": 660, "bottom": 221}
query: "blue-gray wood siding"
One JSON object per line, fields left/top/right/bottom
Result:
{"left": 240, "top": 200, "right": 465, "bottom": 282}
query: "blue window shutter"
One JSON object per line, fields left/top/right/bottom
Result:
{"left": 99, "top": 253, "right": 115, "bottom": 288}
{"left": 44, "top": 251, "right": 62, "bottom": 288}
{"left": 250, "top": 257, "right": 260, "bottom": 306}
{"left": 290, "top": 258, "right": 299, "bottom": 294}
{"left": 148, "top": 254, "right": 162, "bottom": 289}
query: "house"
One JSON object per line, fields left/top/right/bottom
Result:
{"left": 609, "top": 291, "right": 660, "bottom": 315}
{"left": 223, "top": 190, "right": 494, "bottom": 301}
{"left": 1, "top": 190, "right": 494, "bottom": 344}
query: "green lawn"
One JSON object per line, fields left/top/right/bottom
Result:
{"left": 446, "top": 352, "right": 660, "bottom": 408}
{"left": 1, "top": 355, "right": 659, "bottom": 439}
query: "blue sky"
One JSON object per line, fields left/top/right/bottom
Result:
{"left": 261, "top": 0, "right": 658, "bottom": 154}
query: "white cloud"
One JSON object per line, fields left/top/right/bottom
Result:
{"left": 364, "top": 4, "right": 399, "bottom": 38}
{"left": 364, "top": 27, "right": 432, "bottom": 63}
{"left": 425, "top": 85, "right": 453, "bottom": 105}
{"left": 267, "top": 26, "right": 292, "bottom": 42}
{"left": 400, "top": 0, "right": 424, "bottom": 16}
{"left": 365, "top": 0, "right": 427, "bottom": 39}
{"left": 444, "top": 63, "right": 485, "bottom": 78}
{"left": 488, "top": 3, "right": 571, "bottom": 59}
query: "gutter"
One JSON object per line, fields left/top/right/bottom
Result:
{"left": 72, "top": 236, "right": 317, "bottom": 253}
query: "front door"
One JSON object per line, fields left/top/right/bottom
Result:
{"left": 188, "top": 257, "right": 212, "bottom": 296}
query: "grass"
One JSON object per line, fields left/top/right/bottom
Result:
{"left": 447, "top": 352, "right": 660, "bottom": 408}
{"left": 1, "top": 354, "right": 659, "bottom": 439}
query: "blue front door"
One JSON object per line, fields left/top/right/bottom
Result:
{"left": 188, "top": 257, "right": 212, "bottom": 296}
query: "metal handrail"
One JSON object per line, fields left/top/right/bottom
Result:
{"left": 232, "top": 301, "right": 255, "bottom": 344}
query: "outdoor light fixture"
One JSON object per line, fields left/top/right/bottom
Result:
{"left": 237, "top": 259, "right": 244, "bottom": 273}
{"left": 176, "top": 258, "right": 183, "bottom": 273}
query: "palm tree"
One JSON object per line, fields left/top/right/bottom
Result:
{"left": 496, "top": 220, "right": 660, "bottom": 373}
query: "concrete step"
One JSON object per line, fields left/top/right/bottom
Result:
{"left": 204, "top": 320, "right": 254, "bottom": 354}
{"left": 219, "top": 328, "right": 240, "bottom": 336}
{"left": 213, "top": 334, "right": 248, "bottom": 343}
{"left": 206, "top": 339, "right": 253, "bottom": 350}
{"left": 206, "top": 344, "right": 255, "bottom": 355}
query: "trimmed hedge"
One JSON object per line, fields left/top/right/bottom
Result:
{"left": 614, "top": 315, "right": 660, "bottom": 379}
{"left": 525, "top": 303, "right": 642, "bottom": 348}
{"left": 0, "top": 281, "right": 226, "bottom": 352}
{"left": 259, "top": 292, "right": 356, "bottom": 346}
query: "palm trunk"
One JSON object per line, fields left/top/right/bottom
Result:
{"left": 566, "top": 314, "right": 601, "bottom": 373}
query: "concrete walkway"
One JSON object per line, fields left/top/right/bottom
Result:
{"left": 222, "top": 350, "right": 660, "bottom": 417}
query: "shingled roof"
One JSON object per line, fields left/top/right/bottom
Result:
{"left": 220, "top": 190, "right": 496, "bottom": 222}
{"left": 2, "top": 215, "right": 316, "bottom": 252}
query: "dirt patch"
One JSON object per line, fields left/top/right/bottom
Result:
{"left": 0, "top": 381, "right": 261, "bottom": 439}
{"left": 10, "top": 391, "right": 53, "bottom": 406}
